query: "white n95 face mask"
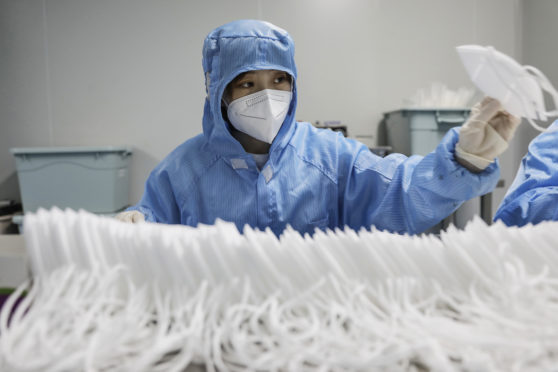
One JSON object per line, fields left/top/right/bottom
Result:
{"left": 226, "top": 89, "right": 292, "bottom": 143}
{"left": 457, "top": 45, "right": 558, "bottom": 132}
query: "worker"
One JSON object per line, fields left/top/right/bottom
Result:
{"left": 116, "top": 19, "right": 520, "bottom": 236}
{"left": 494, "top": 120, "right": 558, "bottom": 226}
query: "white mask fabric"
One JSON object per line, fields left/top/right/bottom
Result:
{"left": 226, "top": 89, "right": 292, "bottom": 143}
{"left": 456, "top": 45, "right": 558, "bottom": 132}
{"left": 3, "top": 208, "right": 558, "bottom": 371}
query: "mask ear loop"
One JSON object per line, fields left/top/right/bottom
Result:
{"left": 486, "top": 47, "right": 551, "bottom": 132}
{"left": 524, "top": 65, "right": 558, "bottom": 124}
{"left": 205, "top": 71, "right": 211, "bottom": 101}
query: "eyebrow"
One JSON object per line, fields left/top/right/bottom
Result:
{"left": 233, "top": 72, "right": 256, "bottom": 81}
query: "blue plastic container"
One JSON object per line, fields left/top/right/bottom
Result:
{"left": 11, "top": 146, "right": 132, "bottom": 214}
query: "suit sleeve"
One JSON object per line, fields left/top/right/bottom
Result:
{"left": 494, "top": 122, "right": 558, "bottom": 226}
{"left": 126, "top": 165, "right": 182, "bottom": 224}
{"left": 341, "top": 127, "right": 500, "bottom": 234}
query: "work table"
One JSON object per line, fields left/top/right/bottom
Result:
{"left": 0, "top": 234, "right": 28, "bottom": 288}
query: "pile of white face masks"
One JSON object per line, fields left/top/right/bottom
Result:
{"left": 2, "top": 208, "right": 558, "bottom": 372}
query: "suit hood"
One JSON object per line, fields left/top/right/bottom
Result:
{"left": 201, "top": 20, "right": 298, "bottom": 156}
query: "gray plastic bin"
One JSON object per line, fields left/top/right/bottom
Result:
{"left": 383, "top": 109, "right": 470, "bottom": 156}
{"left": 381, "top": 108, "right": 481, "bottom": 235}
{"left": 11, "top": 146, "right": 132, "bottom": 214}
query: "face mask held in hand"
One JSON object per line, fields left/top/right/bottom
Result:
{"left": 457, "top": 44, "right": 558, "bottom": 132}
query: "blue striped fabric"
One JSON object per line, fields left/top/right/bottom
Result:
{"left": 495, "top": 120, "right": 558, "bottom": 226}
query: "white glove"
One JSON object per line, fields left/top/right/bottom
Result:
{"left": 115, "top": 210, "right": 145, "bottom": 223}
{"left": 456, "top": 97, "right": 521, "bottom": 172}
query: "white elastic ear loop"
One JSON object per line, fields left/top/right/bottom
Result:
{"left": 515, "top": 65, "right": 558, "bottom": 132}
{"left": 205, "top": 72, "right": 211, "bottom": 99}
{"left": 486, "top": 47, "right": 550, "bottom": 132}
{"left": 521, "top": 95, "right": 554, "bottom": 132}
{"left": 524, "top": 65, "right": 558, "bottom": 118}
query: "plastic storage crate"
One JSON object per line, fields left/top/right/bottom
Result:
{"left": 11, "top": 146, "right": 132, "bottom": 214}
{"left": 381, "top": 108, "right": 478, "bottom": 235}
{"left": 382, "top": 109, "right": 470, "bottom": 156}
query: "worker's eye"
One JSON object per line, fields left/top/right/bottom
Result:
{"left": 236, "top": 80, "right": 253, "bottom": 89}
{"left": 274, "top": 73, "right": 289, "bottom": 84}
{"left": 273, "top": 73, "right": 292, "bottom": 90}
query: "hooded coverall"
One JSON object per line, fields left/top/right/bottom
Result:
{"left": 128, "top": 20, "right": 500, "bottom": 236}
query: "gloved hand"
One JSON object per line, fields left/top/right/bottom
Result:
{"left": 115, "top": 210, "right": 145, "bottom": 223}
{"left": 456, "top": 97, "right": 521, "bottom": 172}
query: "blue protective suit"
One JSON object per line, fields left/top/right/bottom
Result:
{"left": 494, "top": 120, "right": 558, "bottom": 226}
{"left": 129, "top": 20, "right": 500, "bottom": 236}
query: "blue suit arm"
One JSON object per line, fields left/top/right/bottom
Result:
{"left": 494, "top": 121, "right": 558, "bottom": 226}
{"left": 127, "top": 167, "right": 181, "bottom": 224}
{"left": 342, "top": 127, "right": 500, "bottom": 234}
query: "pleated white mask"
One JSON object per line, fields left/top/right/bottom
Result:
{"left": 227, "top": 89, "right": 292, "bottom": 143}
{"left": 457, "top": 45, "right": 558, "bottom": 132}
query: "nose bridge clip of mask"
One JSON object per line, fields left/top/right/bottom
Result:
{"left": 456, "top": 44, "right": 558, "bottom": 132}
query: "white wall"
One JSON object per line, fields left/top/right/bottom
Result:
{"left": 1, "top": 0, "right": 526, "bottom": 215}
{"left": 518, "top": 0, "right": 558, "bottom": 156}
